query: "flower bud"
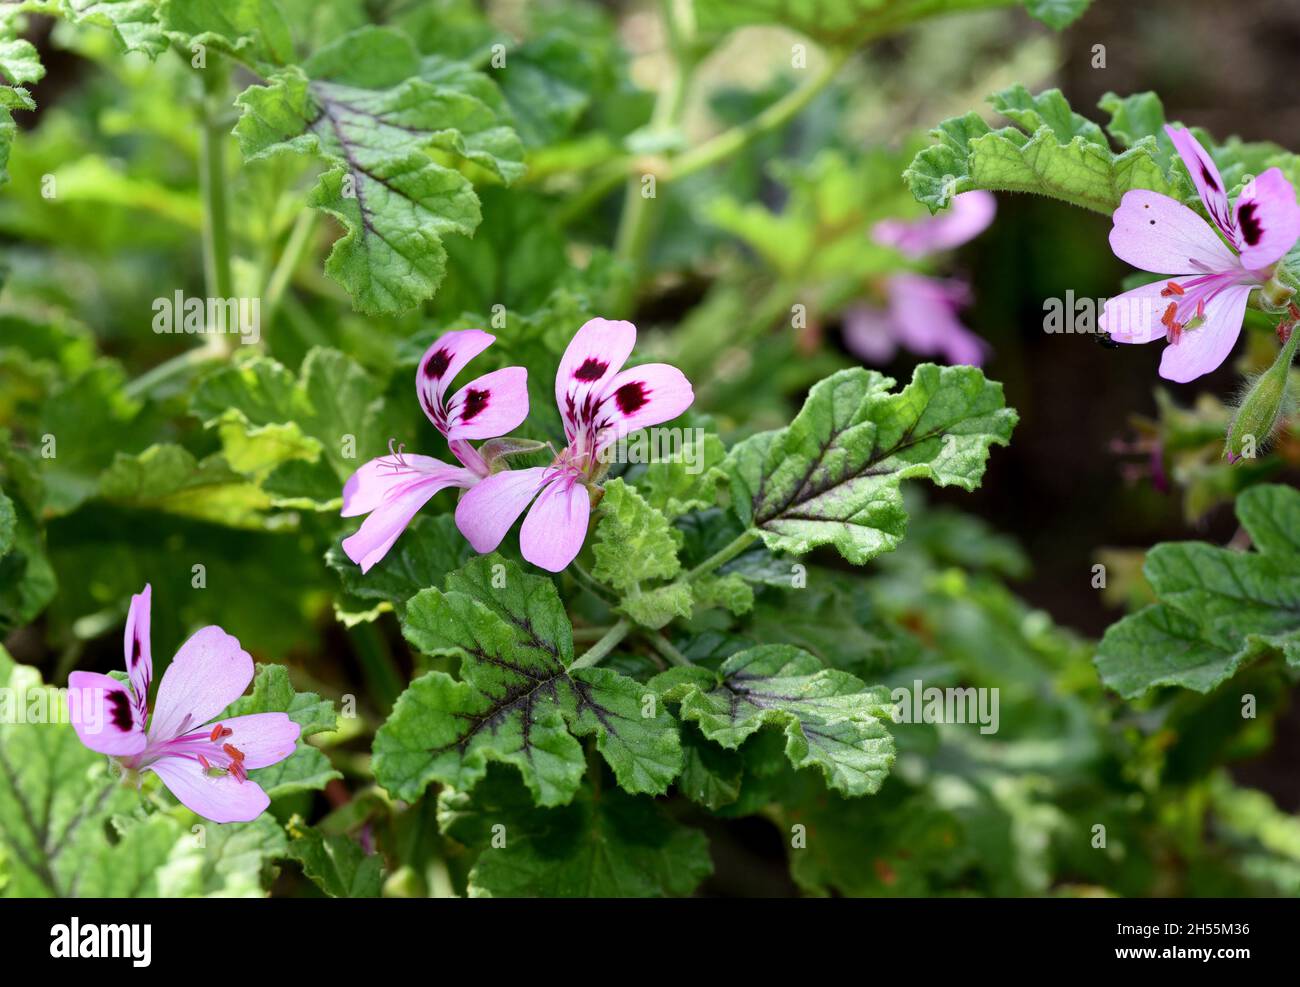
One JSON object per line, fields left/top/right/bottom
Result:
{"left": 1225, "top": 326, "right": 1300, "bottom": 463}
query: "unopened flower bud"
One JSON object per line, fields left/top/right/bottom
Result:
{"left": 1225, "top": 325, "right": 1300, "bottom": 463}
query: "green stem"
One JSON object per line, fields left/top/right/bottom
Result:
{"left": 262, "top": 209, "right": 318, "bottom": 327}
{"left": 670, "top": 48, "right": 848, "bottom": 182}
{"left": 199, "top": 59, "right": 235, "bottom": 355}
{"left": 610, "top": 0, "right": 698, "bottom": 305}
{"left": 685, "top": 529, "right": 759, "bottom": 580}
{"left": 647, "top": 631, "right": 692, "bottom": 667}
{"left": 123, "top": 338, "right": 226, "bottom": 399}
{"left": 570, "top": 618, "right": 630, "bottom": 670}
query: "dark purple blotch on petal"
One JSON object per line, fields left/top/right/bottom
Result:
{"left": 108, "top": 690, "right": 133, "bottom": 731}
{"left": 574, "top": 358, "right": 607, "bottom": 382}
{"left": 461, "top": 388, "right": 490, "bottom": 422}
{"left": 1238, "top": 202, "right": 1263, "bottom": 246}
{"left": 614, "top": 381, "right": 649, "bottom": 414}
{"left": 423, "top": 348, "right": 451, "bottom": 380}
{"left": 131, "top": 635, "right": 142, "bottom": 667}
{"left": 1200, "top": 162, "right": 1219, "bottom": 192}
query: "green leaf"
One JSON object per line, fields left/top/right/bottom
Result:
{"left": 326, "top": 513, "right": 473, "bottom": 623}
{"left": 591, "top": 479, "right": 681, "bottom": 592}
{"left": 1097, "top": 484, "right": 1300, "bottom": 698}
{"left": 155, "top": 815, "right": 290, "bottom": 897}
{"left": 437, "top": 769, "right": 711, "bottom": 897}
{"left": 905, "top": 85, "right": 1179, "bottom": 214}
{"left": 59, "top": 0, "right": 169, "bottom": 57}
{"left": 374, "top": 556, "right": 682, "bottom": 807}
{"left": 221, "top": 664, "right": 340, "bottom": 799}
{"left": 0, "top": 39, "right": 45, "bottom": 87}
{"left": 192, "top": 347, "right": 383, "bottom": 508}
{"left": 233, "top": 25, "right": 524, "bottom": 314}
{"left": 287, "top": 824, "right": 383, "bottom": 897}
{"left": 725, "top": 365, "right": 1016, "bottom": 565}
{"left": 98, "top": 444, "right": 272, "bottom": 528}
{"left": 1098, "top": 90, "right": 1175, "bottom": 168}
{"left": 160, "top": 0, "right": 294, "bottom": 66}
{"left": 1022, "top": 0, "right": 1091, "bottom": 30}
{"left": 652, "top": 644, "right": 895, "bottom": 796}
{"left": 637, "top": 431, "right": 727, "bottom": 519}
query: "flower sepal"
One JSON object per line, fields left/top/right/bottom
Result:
{"left": 1225, "top": 322, "right": 1300, "bottom": 463}
{"left": 1259, "top": 271, "right": 1297, "bottom": 313}
{"left": 479, "top": 436, "right": 549, "bottom": 473}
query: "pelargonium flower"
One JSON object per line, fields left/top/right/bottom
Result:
{"left": 69, "top": 585, "right": 299, "bottom": 824}
{"left": 872, "top": 188, "right": 997, "bottom": 259}
{"left": 341, "top": 329, "right": 528, "bottom": 572}
{"left": 1100, "top": 126, "right": 1300, "bottom": 382}
{"left": 455, "top": 318, "right": 693, "bottom": 572}
{"left": 844, "top": 274, "right": 988, "bottom": 367}
{"left": 844, "top": 191, "right": 995, "bottom": 367}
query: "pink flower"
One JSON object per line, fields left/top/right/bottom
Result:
{"left": 1100, "top": 126, "right": 1300, "bottom": 382}
{"left": 845, "top": 191, "right": 995, "bottom": 367}
{"left": 872, "top": 188, "right": 997, "bottom": 259}
{"left": 455, "top": 318, "right": 694, "bottom": 572}
{"left": 68, "top": 585, "right": 300, "bottom": 824}
{"left": 844, "top": 274, "right": 988, "bottom": 367}
{"left": 341, "top": 329, "right": 528, "bottom": 572}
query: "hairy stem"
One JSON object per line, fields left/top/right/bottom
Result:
{"left": 685, "top": 529, "right": 759, "bottom": 580}
{"left": 199, "top": 59, "right": 235, "bottom": 356}
{"left": 671, "top": 48, "right": 848, "bottom": 182}
{"left": 570, "top": 618, "right": 631, "bottom": 670}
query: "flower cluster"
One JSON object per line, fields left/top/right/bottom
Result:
{"left": 844, "top": 190, "right": 996, "bottom": 367}
{"left": 342, "top": 319, "right": 694, "bottom": 573}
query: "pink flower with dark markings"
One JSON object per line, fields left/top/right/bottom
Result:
{"left": 844, "top": 191, "right": 995, "bottom": 367}
{"left": 341, "top": 329, "right": 528, "bottom": 572}
{"left": 1100, "top": 126, "right": 1300, "bottom": 382}
{"left": 456, "top": 318, "right": 693, "bottom": 572}
{"left": 69, "top": 585, "right": 300, "bottom": 824}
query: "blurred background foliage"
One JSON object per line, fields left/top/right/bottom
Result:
{"left": 2, "top": 0, "right": 1300, "bottom": 897}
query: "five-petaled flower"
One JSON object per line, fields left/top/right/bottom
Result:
{"left": 341, "top": 329, "right": 528, "bottom": 572}
{"left": 1100, "top": 125, "right": 1300, "bottom": 382}
{"left": 844, "top": 190, "right": 995, "bottom": 367}
{"left": 456, "top": 318, "right": 694, "bottom": 572}
{"left": 69, "top": 585, "right": 300, "bottom": 824}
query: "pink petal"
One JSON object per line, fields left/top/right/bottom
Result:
{"left": 520, "top": 477, "right": 590, "bottom": 572}
{"left": 123, "top": 584, "right": 152, "bottom": 716}
{"left": 342, "top": 464, "right": 475, "bottom": 573}
{"left": 1234, "top": 167, "right": 1300, "bottom": 270}
{"left": 842, "top": 306, "right": 898, "bottom": 364}
{"left": 1099, "top": 279, "right": 1176, "bottom": 344}
{"left": 872, "top": 190, "right": 996, "bottom": 258}
{"left": 205, "top": 712, "right": 300, "bottom": 769}
{"left": 454, "top": 465, "right": 549, "bottom": 554}
{"left": 1166, "top": 125, "right": 1237, "bottom": 244}
{"left": 415, "top": 329, "right": 495, "bottom": 430}
{"left": 592, "top": 363, "right": 694, "bottom": 451}
{"left": 149, "top": 756, "right": 270, "bottom": 824}
{"left": 886, "top": 274, "right": 987, "bottom": 365}
{"left": 555, "top": 318, "right": 636, "bottom": 444}
{"left": 443, "top": 366, "right": 530, "bottom": 441}
{"left": 149, "top": 627, "right": 254, "bottom": 743}
{"left": 341, "top": 453, "right": 459, "bottom": 518}
{"left": 1158, "top": 283, "right": 1253, "bottom": 383}
{"left": 67, "top": 671, "right": 147, "bottom": 757}
{"left": 1109, "top": 189, "right": 1238, "bottom": 275}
